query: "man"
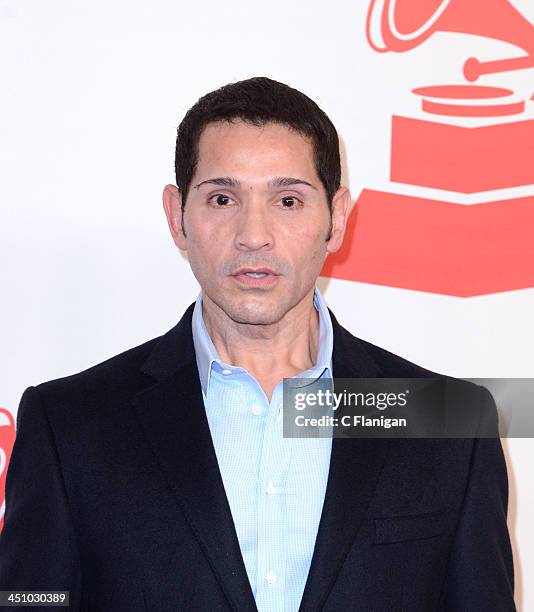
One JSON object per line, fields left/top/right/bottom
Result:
{"left": 0, "top": 77, "right": 514, "bottom": 610}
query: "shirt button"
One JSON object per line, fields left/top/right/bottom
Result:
{"left": 265, "top": 570, "right": 277, "bottom": 586}
{"left": 266, "top": 481, "right": 275, "bottom": 496}
{"left": 251, "top": 404, "right": 262, "bottom": 415}
{"left": 221, "top": 369, "right": 232, "bottom": 376}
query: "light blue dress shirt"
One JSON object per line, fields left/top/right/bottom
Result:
{"left": 191, "top": 288, "right": 334, "bottom": 612}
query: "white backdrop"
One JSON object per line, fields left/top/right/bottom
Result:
{"left": 1, "top": 0, "right": 533, "bottom": 607}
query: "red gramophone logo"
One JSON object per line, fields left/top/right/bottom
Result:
{"left": 322, "top": 0, "right": 534, "bottom": 296}
{"left": 0, "top": 408, "right": 16, "bottom": 532}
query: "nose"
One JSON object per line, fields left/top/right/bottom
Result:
{"left": 233, "top": 200, "right": 274, "bottom": 252}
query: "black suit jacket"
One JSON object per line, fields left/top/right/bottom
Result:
{"left": 0, "top": 304, "right": 515, "bottom": 611}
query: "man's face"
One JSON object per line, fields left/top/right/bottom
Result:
{"left": 163, "top": 120, "right": 351, "bottom": 325}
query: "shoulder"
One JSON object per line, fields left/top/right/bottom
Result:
{"left": 356, "top": 335, "right": 439, "bottom": 378}
{"left": 330, "top": 308, "right": 439, "bottom": 378}
{"left": 29, "top": 303, "right": 199, "bottom": 403}
{"left": 331, "top": 314, "right": 496, "bottom": 432}
{"left": 30, "top": 334, "right": 162, "bottom": 412}
{"left": 23, "top": 303, "right": 197, "bottom": 423}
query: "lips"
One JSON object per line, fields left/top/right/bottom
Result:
{"left": 231, "top": 267, "right": 281, "bottom": 288}
{"left": 232, "top": 267, "right": 279, "bottom": 277}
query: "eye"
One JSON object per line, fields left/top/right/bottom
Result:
{"left": 280, "top": 196, "right": 300, "bottom": 208}
{"left": 209, "top": 194, "right": 233, "bottom": 207}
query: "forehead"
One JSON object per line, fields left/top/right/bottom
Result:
{"left": 195, "top": 120, "right": 317, "bottom": 179}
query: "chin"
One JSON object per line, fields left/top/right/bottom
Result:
{"left": 226, "top": 299, "right": 286, "bottom": 326}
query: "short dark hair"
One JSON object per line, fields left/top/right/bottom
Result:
{"left": 174, "top": 76, "right": 341, "bottom": 217}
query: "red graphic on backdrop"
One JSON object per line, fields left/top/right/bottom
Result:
{"left": 322, "top": 0, "right": 534, "bottom": 296}
{"left": 323, "top": 191, "right": 534, "bottom": 297}
{"left": 0, "top": 408, "right": 16, "bottom": 532}
{"left": 391, "top": 113, "right": 534, "bottom": 192}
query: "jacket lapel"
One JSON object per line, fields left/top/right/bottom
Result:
{"left": 132, "top": 303, "right": 391, "bottom": 612}
{"left": 298, "top": 309, "right": 391, "bottom": 612}
{"left": 131, "top": 304, "right": 257, "bottom": 611}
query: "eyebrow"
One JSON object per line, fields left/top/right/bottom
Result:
{"left": 193, "top": 176, "right": 317, "bottom": 190}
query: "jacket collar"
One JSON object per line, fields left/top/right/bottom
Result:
{"left": 140, "top": 302, "right": 197, "bottom": 381}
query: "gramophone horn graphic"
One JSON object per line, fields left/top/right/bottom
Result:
{"left": 322, "top": 0, "right": 534, "bottom": 296}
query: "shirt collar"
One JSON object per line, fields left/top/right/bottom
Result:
{"left": 192, "top": 287, "right": 334, "bottom": 397}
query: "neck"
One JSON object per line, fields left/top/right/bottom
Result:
{"left": 202, "top": 289, "right": 320, "bottom": 400}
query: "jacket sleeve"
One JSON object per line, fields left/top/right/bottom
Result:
{"left": 0, "top": 386, "right": 83, "bottom": 608}
{"left": 440, "top": 386, "right": 515, "bottom": 611}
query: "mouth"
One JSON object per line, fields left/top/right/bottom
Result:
{"left": 231, "top": 268, "right": 281, "bottom": 289}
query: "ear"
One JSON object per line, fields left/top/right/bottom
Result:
{"left": 326, "top": 186, "right": 354, "bottom": 254}
{"left": 162, "top": 184, "right": 187, "bottom": 251}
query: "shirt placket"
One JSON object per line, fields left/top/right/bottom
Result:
{"left": 255, "top": 383, "right": 292, "bottom": 611}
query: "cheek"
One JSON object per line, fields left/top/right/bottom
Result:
{"left": 286, "top": 211, "right": 329, "bottom": 243}
{"left": 187, "top": 215, "right": 225, "bottom": 255}
{"left": 185, "top": 236, "right": 219, "bottom": 279}
{"left": 282, "top": 223, "right": 328, "bottom": 271}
